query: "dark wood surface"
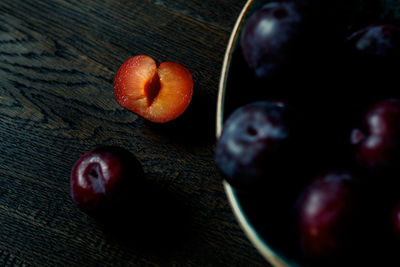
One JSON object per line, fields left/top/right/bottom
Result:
{"left": 0, "top": 0, "right": 271, "bottom": 266}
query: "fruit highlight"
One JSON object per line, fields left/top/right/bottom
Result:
{"left": 70, "top": 146, "right": 144, "bottom": 213}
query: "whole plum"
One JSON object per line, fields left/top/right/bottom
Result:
{"left": 344, "top": 24, "right": 400, "bottom": 106}
{"left": 215, "top": 101, "right": 296, "bottom": 190}
{"left": 240, "top": 1, "right": 305, "bottom": 80}
{"left": 296, "top": 172, "right": 363, "bottom": 265}
{"left": 351, "top": 99, "right": 400, "bottom": 173}
{"left": 347, "top": 24, "right": 400, "bottom": 57}
{"left": 70, "top": 146, "right": 144, "bottom": 214}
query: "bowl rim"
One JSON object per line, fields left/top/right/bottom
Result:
{"left": 216, "top": 1, "right": 293, "bottom": 266}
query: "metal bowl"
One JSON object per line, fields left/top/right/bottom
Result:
{"left": 216, "top": 1, "right": 293, "bottom": 266}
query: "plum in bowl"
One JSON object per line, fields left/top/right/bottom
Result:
{"left": 216, "top": 0, "right": 400, "bottom": 266}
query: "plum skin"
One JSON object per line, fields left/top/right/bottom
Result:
{"left": 215, "top": 101, "right": 294, "bottom": 189}
{"left": 351, "top": 99, "right": 400, "bottom": 172}
{"left": 70, "top": 146, "right": 144, "bottom": 214}
{"left": 347, "top": 24, "right": 400, "bottom": 57}
{"left": 296, "top": 172, "right": 363, "bottom": 262}
{"left": 240, "top": 1, "right": 304, "bottom": 79}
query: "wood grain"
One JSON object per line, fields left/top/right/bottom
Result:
{"left": 0, "top": 0, "right": 270, "bottom": 266}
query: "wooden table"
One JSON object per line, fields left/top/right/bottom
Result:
{"left": 0, "top": 0, "right": 270, "bottom": 266}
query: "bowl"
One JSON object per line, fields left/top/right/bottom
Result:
{"left": 216, "top": 1, "right": 301, "bottom": 265}
{"left": 216, "top": 0, "right": 400, "bottom": 266}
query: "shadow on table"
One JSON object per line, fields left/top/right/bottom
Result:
{"left": 146, "top": 89, "right": 216, "bottom": 145}
{"left": 96, "top": 179, "right": 193, "bottom": 256}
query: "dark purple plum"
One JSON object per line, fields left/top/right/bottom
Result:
{"left": 240, "top": 1, "right": 304, "bottom": 79}
{"left": 70, "top": 146, "right": 144, "bottom": 214}
{"left": 296, "top": 172, "right": 363, "bottom": 264}
{"left": 215, "top": 101, "right": 295, "bottom": 189}
{"left": 347, "top": 24, "right": 400, "bottom": 57}
{"left": 344, "top": 25, "right": 400, "bottom": 105}
{"left": 351, "top": 99, "right": 400, "bottom": 172}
